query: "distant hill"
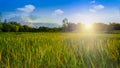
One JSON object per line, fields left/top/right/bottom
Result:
{"left": 29, "top": 23, "right": 61, "bottom": 28}
{"left": 8, "top": 16, "right": 61, "bottom": 28}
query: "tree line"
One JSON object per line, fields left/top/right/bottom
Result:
{"left": 0, "top": 20, "right": 63, "bottom": 32}
{"left": 0, "top": 18, "right": 120, "bottom": 33}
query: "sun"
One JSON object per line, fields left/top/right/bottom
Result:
{"left": 83, "top": 23, "right": 94, "bottom": 33}
{"left": 85, "top": 23, "right": 93, "bottom": 29}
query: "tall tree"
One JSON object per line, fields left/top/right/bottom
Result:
{"left": 0, "top": 12, "right": 2, "bottom": 23}
{"left": 0, "top": 23, "right": 2, "bottom": 32}
{"left": 62, "top": 18, "right": 69, "bottom": 32}
{"left": 4, "top": 19, "right": 7, "bottom": 23}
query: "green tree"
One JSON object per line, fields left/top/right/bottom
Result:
{"left": 19, "top": 26, "right": 25, "bottom": 32}
{"left": 0, "top": 23, "right": 2, "bottom": 32}
{"left": 67, "top": 23, "right": 76, "bottom": 32}
{"left": 0, "top": 12, "right": 2, "bottom": 23}
{"left": 23, "top": 25, "right": 31, "bottom": 32}
{"left": 2, "top": 23, "right": 11, "bottom": 32}
{"left": 93, "top": 23, "right": 109, "bottom": 31}
{"left": 11, "top": 25, "right": 19, "bottom": 32}
{"left": 62, "top": 18, "right": 68, "bottom": 32}
{"left": 9, "top": 22, "right": 20, "bottom": 32}
{"left": 4, "top": 19, "right": 7, "bottom": 23}
{"left": 109, "top": 22, "right": 120, "bottom": 30}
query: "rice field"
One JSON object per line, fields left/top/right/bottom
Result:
{"left": 0, "top": 32, "right": 120, "bottom": 68}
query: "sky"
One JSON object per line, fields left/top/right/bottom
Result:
{"left": 0, "top": 0, "right": 120, "bottom": 25}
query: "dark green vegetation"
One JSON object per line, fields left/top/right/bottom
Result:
{"left": 0, "top": 33, "right": 120, "bottom": 68}
{"left": 0, "top": 19, "right": 120, "bottom": 33}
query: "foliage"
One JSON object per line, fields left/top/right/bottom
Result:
{"left": 0, "top": 19, "right": 120, "bottom": 33}
{"left": 0, "top": 23, "right": 2, "bottom": 32}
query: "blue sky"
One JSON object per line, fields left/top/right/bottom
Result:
{"left": 0, "top": 0, "right": 120, "bottom": 25}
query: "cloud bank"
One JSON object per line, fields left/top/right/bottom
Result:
{"left": 17, "top": 4, "right": 35, "bottom": 13}
{"left": 89, "top": 0, "right": 105, "bottom": 13}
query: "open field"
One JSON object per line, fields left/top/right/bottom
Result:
{"left": 0, "top": 33, "right": 120, "bottom": 68}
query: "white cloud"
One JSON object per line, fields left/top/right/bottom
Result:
{"left": 16, "top": 4, "right": 36, "bottom": 24}
{"left": 94, "top": 5, "right": 104, "bottom": 10}
{"left": 52, "top": 9, "right": 64, "bottom": 16}
{"left": 89, "top": 4, "right": 105, "bottom": 12}
{"left": 17, "top": 4, "right": 35, "bottom": 13}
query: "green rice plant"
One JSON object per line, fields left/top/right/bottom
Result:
{"left": 0, "top": 33, "right": 119, "bottom": 68}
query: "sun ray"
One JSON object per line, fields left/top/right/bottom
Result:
{"left": 85, "top": 23, "right": 93, "bottom": 29}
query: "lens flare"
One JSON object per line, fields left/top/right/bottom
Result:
{"left": 85, "top": 23, "right": 93, "bottom": 29}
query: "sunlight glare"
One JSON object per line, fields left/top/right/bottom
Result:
{"left": 85, "top": 23, "right": 93, "bottom": 29}
{"left": 83, "top": 23, "right": 95, "bottom": 33}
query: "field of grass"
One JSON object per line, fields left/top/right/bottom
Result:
{"left": 0, "top": 32, "right": 120, "bottom": 68}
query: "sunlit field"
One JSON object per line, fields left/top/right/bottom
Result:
{"left": 0, "top": 33, "right": 119, "bottom": 68}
